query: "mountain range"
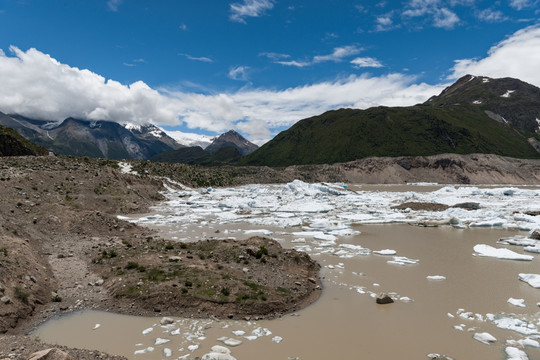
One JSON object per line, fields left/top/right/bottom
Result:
{"left": 241, "top": 75, "right": 540, "bottom": 166}
{"left": 1, "top": 75, "right": 539, "bottom": 165}
{"left": 0, "top": 113, "right": 258, "bottom": 161}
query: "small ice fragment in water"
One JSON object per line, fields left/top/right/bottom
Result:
{"left": 251, "top": 327, "right": 272, "bottom": 337}
{"left": 272, "top": 336, "right": 283, "bottom": 343}
{"left": 142, "top": 327, "right": 153, "bottom": 335}
{"left": 134, "top": 347, "right": 154, "bottom": 355}
{"left": 427, "top": 275, "right": 446, "bottom": 280}
{"left": 473, "top": 332, "right": 497, "bottom": 344}
{"left": 188, "top": 344, "right": 199, "bottom": 352}
{"left": 92, "top": 324, "right": 100, "bottom": 330}
{"left": 373, "top": 249, "right": 396, "bottom": 255}
{"left": 155, "top": 338, "right": 171, "bottom": 346}
{"left": 171, "top": 328, "right": 181, "bottom": 335}
{"left": 163, "top": 348, "right": 172, "bottom": 357}
{"left": 223, "top": 338, "right": 242, "bottom": 347}
{"left": 387, "top": 256, "right": 419, "bottom": 265}
{"left": 507, "top": 298, "right": 526, "bottom": 307}
{"left": 232, "top": 330, "right": 245, "bottom": 336}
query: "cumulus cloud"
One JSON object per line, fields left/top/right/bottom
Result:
{"left": 449, "top": 24, "right": 540, "bottom": 87}
{"left": 351, "top": 57, "right": 384, "bottom": 68}
{"left": 477, "top": 9, "right": 507, "bottom": 23}
{"left": 229, "top": 0, "right": 274, "bottom": 23}
{"left": 0, "top": 46, "right": 447, "bottom": 142}
{"left": 509, "top": 0, "right": 536, "bottom": 10}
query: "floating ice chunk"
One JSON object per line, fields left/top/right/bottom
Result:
{"left": 163, "top": 348, "right": 172, "bottom": 357}
{"left": 244, "top": 229, "right": 273, "bottom": 236}
{"left": 505, "top": 346, "right": 529, "bottom": 360}
{"left": 399, "top": 296, "right": 412, "bottom": 302}
{"left": 489, "top": 315, "right": 539, "bottom": 335}
{"left": 223, "top": 338, "right": 242, "bottom": 347}
{"left": 447, "top": 313, "right": 455, "bottom": 318}
{"left": 155, "top": 338, "right": 171, "bottom": 346}
{"left": 473, "top": 332, "right": 497, "bottom": 344}
{"left": 454, "top": 325, "right": 465, "bottom": 331}
{"left": 92, "top": 324, "right": 100, "bottom": 330}
{"left": 244, "top": 336, "right": 258, "bottom": 341}
{"left": 387, "top": 256, "right": 419, "bottom": 265}
{"left": 171, "top": 328, "right": 181, "bottom": 335}
{"left": 188, "top": 344, "right": 199, "bottom": 352}
{"left": 473, "top": 244, "right": 534, "bottom": 261}
{"left": 201, "top": 345, "right": 237, "bottom": 360}
{"left": 313, "top": 233, "right": 337, "bottom": 241}
{"left": 498, "top": 236, "right": 539, "bottom": 247}
{"left": 134, "top": 347, "right": 154, "bottom": 355}
{"left": 508, "top": 298, "right": 526, "bottom": 307}
{"left": 519, "top": 274, "right": 540, "bottom": 288}
{"left": 427, "top": 275, "right": 446, "bottom": 280}
{"left": 142, "top": 327, "right": 154, "bottom": 335}
{"left": 232, "top": 330, "right": 245, "bottom": 336}
{"left": 524, "top": 245, "right": 540, "bottom": 253}
{"left": 373, "top": 249, "right": 396, "bottom": 255}
{"left": 252, "top": 327, "right": 272, "bottom": 337}
{"left": 272, "top": 336, "right": 283, "bottom": 343}
{"left": 519, "top": 338, "right": 540, "bottom": 348}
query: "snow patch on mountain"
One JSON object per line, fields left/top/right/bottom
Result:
{"left": 164, "top": 130, "right": 214, "bottom": 148}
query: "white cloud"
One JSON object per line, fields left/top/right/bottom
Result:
{"left": 433, "top": 8, "right": 459, "bottom": 28}
{"left": 477, "top": 9, "right": 507, "bottom": 22}
{"left": 375, "top": 14, "right": 394, "bottom": 31}
{"left": 228, "top": 65, "right": 250, "bottom": 81}
{"left": 0, "top": 46, "right": 446, "bottom": 142}
{"left": 351, "top": 57, "right": 384, "bottom": 68}
{"left": 449, "top": 24, "right": 540, "bottom": 87}
{"left": 269, "top": 45, "right": 363, "bottom": 68}
{"left": 229, "top": 0, "right": 274, "bottom": 23}
{"left": 179, "top": 23, "right": 188, "bottom": 31}
{"left": 509, "top": 0, "right": 536, "bottom": 10}
{"left": 107, "top": 0, "right": 122, "bottom": 12}
{"left": 179, "top": 53, "right": 213, "bottom": 63}
{"left": 259, "top": 52, "right": 291, "bottom": 60}
{"left": 313, "top": 45, "right": 363, "bottom": 63}
{"left": 402, "top": 0, "right": 460, "bottom": 29}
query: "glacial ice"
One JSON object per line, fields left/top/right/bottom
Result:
{"left": 427, "top": 275, "right": 446, "bottom": 281}
{"left": 473, "top": 332, "right": 497, "bottom": 344}
{"left": 505, "top": 346, "right": 529, "bottom": 360}
{"left": 507, "top": 298, "right": 526, "bottom": 307}
{"left": 473, "top": 244, "right": 534, "bottom": 261}
{"left": 373, "top": 249, "right": 396, "bottom": 255}
{"left": 518, "top": 274, "right": 540, "bottom": 288}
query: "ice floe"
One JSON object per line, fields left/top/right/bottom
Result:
{"left": 373, "top": 249, "right": 396, "bottom": 255}
{"left": 387, "top": 256, "right": 419, "bottom": 266}
{"left": 427, "top": 275, "right": 446, "bottom": 281}
{"left": 508, "top": 298, "right": 526, "bottom": 308}
{"left": 473, "top": 244, "right": 534, "bottom": 261}
{"left": 487, "top": 314, "right": 539, "bottom": 335}
{"left": 519, "top": 274, "right": 540, "bottom": 288}
{"left": 473, "top": 332, "right": 497, "bottom": 344}
{"left": 505, "top": 346, "right": 529, "bottom": 360}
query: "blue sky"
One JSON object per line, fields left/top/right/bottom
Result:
{"left": 1, "top": 0, "right": 539, "bottom": 143}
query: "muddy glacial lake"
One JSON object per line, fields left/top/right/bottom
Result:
{"left": 33, "top": 183, "right": 540, "bottom": 359}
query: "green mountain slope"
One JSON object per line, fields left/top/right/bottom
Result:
{"left": 241, "top": 75, "right": 540, "bottom": 167}
{"left": 0, "top": 125, "right": 49, "bottom": 156}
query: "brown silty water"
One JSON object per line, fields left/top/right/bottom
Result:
{"left": 33, "top": 224, "right": 540, "bottom": 360}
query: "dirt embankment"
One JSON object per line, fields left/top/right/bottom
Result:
{"left": 135, "top": 153, "right": 540, "bottom": 187}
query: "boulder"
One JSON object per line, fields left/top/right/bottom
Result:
{"left": 168, "top": 256, "right": 182, "bottom": 263}
{"left": 160, "top": 317, "right": 174, "bottom": 325}
{"left": 376, "top": 293, "right": 394, "bottom": 305}
{"left": 0, "top": 296, "right": 10, "bottom": 304}
{"left": 27, "top": 348, "right": 73, "bottom": 360}
{"left": 530, "top": 229, "right": 540, "bottom": 240}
